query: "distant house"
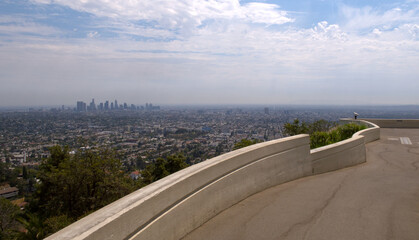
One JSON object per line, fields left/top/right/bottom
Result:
{"left": 11, "top": 198, "right": 28, "bottom": 210}
{"left": 0, "top": 187, "right": 19, "bottom": 199}
{"left": 130, "top": 170, "right": 141, "bottom": 180}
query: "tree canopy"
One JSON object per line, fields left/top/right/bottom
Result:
{"left": 33, "top": 146, "right": 137, "bottom": 220}
{"left": 233, "top": 139, "right": 262, "bottom": 150}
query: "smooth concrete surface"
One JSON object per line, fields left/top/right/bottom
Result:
{"left": 310, "top": 136, "right": 366, "bottom": 174}
{"left": 183, "top": 128, "right": 419, "bottom": 240}
{"left": 362, "top": 118, "right": 419, "bottom": 128}
{"left": 48, "top": 121, "right": 377, "bottom": 240}
{"left": 47, "top": 135, "right": 310, "bottom": 240}
{"left": 132, "top": 144, "right": 311, "bottom": 240}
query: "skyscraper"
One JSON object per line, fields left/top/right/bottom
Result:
{"left": 77, "top": 101, "right": 87, "bottom": 112}
{"left": 90, "top": 99, "right": 96, "bottom": 111}
{"left": 114, "top": 100, "right": 118, "bottom": 109}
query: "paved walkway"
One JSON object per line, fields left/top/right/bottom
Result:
{"left": 183, "top": 129, "right": 419, "bottom": 240}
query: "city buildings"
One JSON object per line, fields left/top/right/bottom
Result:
{"left": 75, "top": 99, "right": 159, "bottom": 112}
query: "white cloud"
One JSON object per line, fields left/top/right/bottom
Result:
{"left": 0, "top": 15, "right": 60, "bottom": 37}
{"left": 340, "top": 4, "right": 419, "bottom": 33}
{"left": 31, "top": 0, "right": 293, "bottom": 29}
{"left": 311, "top": 21, "right": 348, "bottom": 40}
{"left": 87, "top": 31, "right": 99, "bottom": 38}
{"left": 1, "top": 1, "right": 418, "bottom": 105}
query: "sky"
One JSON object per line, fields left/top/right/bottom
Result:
{"left": 0, "top": 0, "right": 418, "bottom": 107}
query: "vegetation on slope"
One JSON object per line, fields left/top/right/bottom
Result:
{"left": 0, "top": 146, "right": 189, "bottom": 239}
{"left": 233, "top": 139, "right": 262, "bottom": 150}
{"left": 283, "top": 119, "right": 367, "bottom": 149}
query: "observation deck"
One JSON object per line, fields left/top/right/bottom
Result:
{"left": 184, "top": 127, "right": 419, "bottom": 240}
{"left": 48, "top": 119, "right": 419, "bottom": 240}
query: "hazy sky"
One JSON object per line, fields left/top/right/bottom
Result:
{"left": 0, "top": 0, "right": 418, "bottom": 106}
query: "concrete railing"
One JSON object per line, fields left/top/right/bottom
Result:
{"left": 48, "top": 120, "right": 380, "bottom": 240}
{"left": 340, "top": 118, "right": 380, "bottom": 143}
{"left": 310, "top": 135, "right": 366, "bottom": 174}
{"left": 361, "top": 118, "right": 419, "bottom": 128}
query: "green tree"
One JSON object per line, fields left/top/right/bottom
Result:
{"left": 233, "top": 139, "right": 262, "bottom": 150}
{"left": 140, "top": 164, "right": 155, "bottom": 185}
{"left": 140, "top": 154, "right": 189, "bottom": 185}
{"left": 309, "top": 131, "right": 330, "bottom": 149}
{"left": 22, "top": 166, "right": 28, "bottom": 180}
{"left": 0, "top": 162, "right": 11, "bottom": 184}
{"left": 34, "top": 146, "right": 136, "bottom": 220}
{"left": 165, "top": 154, "right": 188, "bottom": 174}
{"left": 283, "top": 119, "right": 309, "bottom": 136}
{"left": 308, "top": 120, "right": 336, "bottom": 134}
{"left": 16, "top": 213, "right": 47, "bottom": 240}
{"left": 0, "top": 198, "right": 21, "bottom": 240}
{"left": 151, "top": 158, "right": 169, "bottom": 181}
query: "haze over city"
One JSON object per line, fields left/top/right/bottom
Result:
{"left": 0, "top": 0, "right": 418, "bottom": 106}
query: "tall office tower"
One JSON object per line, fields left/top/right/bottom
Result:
{"left": 114, "top": 100, "right": 118, "bottom": 109}
{"left": 124, "top": 103, "right": 128, "bottom": 109}
{"left": 77, "top": 101, "right": 82, "bottom": 111}
{"left": 99, "top": 102, "right": 104, "bottom": 110}
{"left": 77, "top": 101, "right": 86, "bottom": 112}
{"left": 104, "top": 101, "right": 109, "bottom": 110}
{"left": 111, "top": 102, "right": 114, "bottom": 110}
{"left": 90, "top": 99, "right": 96, "bottom": 111}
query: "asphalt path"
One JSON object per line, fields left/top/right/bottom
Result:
{"left": 183, "top": 129, "right": 419, "bottom": 240}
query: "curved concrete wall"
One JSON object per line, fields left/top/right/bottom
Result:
{"left": 340, "top": 118, "right": 380, "bottom": 144}
{"left": 309, "top": 119, "right": 379, "bottom": 174}
{"left": 48, "top": 120, "right": 381, "bottom": 240}
{"left": 361, "top": 119, "right": 419, "bottom": 128}
{"left": 48, "top": 135, "right": 311, "bottom": 240}
{"left": 353, "top": 120, "right": 380, "bottom": 144}
{"left": 310, "top": 136, "right": 366, "bottom": 174}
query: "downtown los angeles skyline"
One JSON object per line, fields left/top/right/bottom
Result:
{"left": 0, "top": 0, "right": 418, "bottom": 107}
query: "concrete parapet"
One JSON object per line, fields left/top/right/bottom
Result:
{"left": 353, "top": 120, "right": 380, "bottom": 143}
{"left": 47, "top": 135, "right": 310, "bottom": 240}
{"left": 310, "top": 136, "right": 366, "bottom": 174}
{"left": 133, "top": 144, "right": 311, "bottom": 240}
{"left": 48, "top": 120, "right": 384, "bottom": 240}
{"left": 361, "top": 119, "right": 419, "bottom": 128}
{"left": 339, "top": 118, "right": 380, "bottom": 143}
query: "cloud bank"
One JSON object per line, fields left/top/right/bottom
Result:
{"left": 0, "top": 0, "right": 418, "bottom": 106}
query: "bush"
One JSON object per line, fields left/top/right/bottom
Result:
{"left": 310, "top": 131, "right": 329, "bottom": 149}
{"left": 233, "top": 139, "right": 261, "bottom": 150}
{"left": 337, "top": 123, "right": 366, "bottom": 140}
{"left": 310, "top": 123, "right": 367, "bottom": 149}
{"left": 283, "top": 119, "right": 367, "bottom": 149}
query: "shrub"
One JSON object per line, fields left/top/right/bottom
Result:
{"left": 233, "top": 139, "right": 261, "bottom": 150}
{"left": 283, "top": 119, "right": 367, "bottom": 149}
{"left": 310, "top": 131, "right": 329, "bottom": 149}
{"left": 310, "top": 123, "right": 367, "bottom": 149}
{"left": 336, "top": 123, "right": 366, "bottom": 140}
